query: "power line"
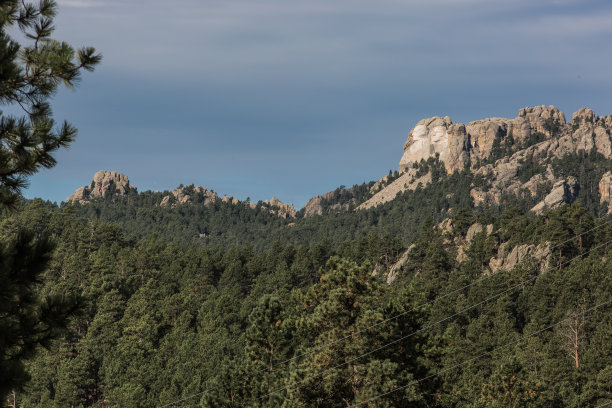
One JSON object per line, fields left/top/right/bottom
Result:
{"left": 596, "top": 401, "right": 612, "bottom": 408}
{"left": 239, "top": 238, "right": 612, "bottom": 406}
{"left": 349, "top": 299, "right": 612, "bottom": 407}
{"left": 157, "top": 219, "right": 612, "bottom": 407}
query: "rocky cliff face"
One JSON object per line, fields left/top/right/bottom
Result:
{"left": 66, "top": 171, "right": 136, "bottom": 203}
{"left": 398, "top": 105, "right": 570, "bottom": 174}
{"left": 362, "top": 106, "right": 612, "bottom": 211}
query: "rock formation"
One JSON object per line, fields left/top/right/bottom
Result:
{"left": 361, "top": 105, "right": 612, "bottom": 211}
{"left": 221, "top": 195, "right": 240, "bottom": 205}
{"left": 304, "top": 189, "right": 356, "bottom": 216}
{"left": 398, "top": 105, "right": 569, "bottom": 174}
{"left": 66, "top": 171, "right": 136, "bottom": 203}
{"left": 357, "top": 168, "right": 431, "bottom": 210}
{"left": 489, "top": 242, "right": 551, "bottom": 273}
{"left": 399, "top": 116, "right": 470, "bottom": 174}
{"left": 264, "top": 197, "right": 296, "bottom": 219}
{"left": 599, "top": 171, "right": 612, "bottom": 213}
{"left": 160, "top": 185, "right": 218, "bottom": 207}
{"left": 530, "top": 177, "right": 578, "bottom": 214}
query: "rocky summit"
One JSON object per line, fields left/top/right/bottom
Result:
{"left": 66, "top": 171, "right": 298, "bottom": 219}
{"left": 66, "top": 170, "right": 136, "bottom": 203}
{"left": 358, "top": 105, "right": 612, "bottom": 213}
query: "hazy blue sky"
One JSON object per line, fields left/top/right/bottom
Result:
{"left": 22, "top": 0, "right": 612, "bottom": 208}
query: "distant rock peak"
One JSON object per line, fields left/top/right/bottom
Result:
{"left": 66, "top": 171, "right": 296, "bottom": 219}
{"left": 66, "top": 170, "right": 136, "bottom": 203}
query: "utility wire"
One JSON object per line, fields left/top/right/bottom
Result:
{"left": 239, "top": 238, "right": 612, "bottom": 406}
{"left": 158, "top": 219, "right": 612, "bottom": 407}
{"left": 349, "top": 299, "right": 612, "bottom": 407}
{"left": 595, "top": 401, "right": 612, "bottom": 408}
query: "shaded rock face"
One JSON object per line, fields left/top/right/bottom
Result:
{"left": 67, "top": 171, "right": 136, "bottom": 203}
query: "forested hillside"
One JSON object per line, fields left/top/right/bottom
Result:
{"left": 1, "top": 0, "right": 611, "bottom": 406}
{"left": 64, "top": 147, "right": 610, "bottom": 252}
{"left": 3, "top": 198, "right": 611, "bottom": 407}
{"left": 5, "top": 105, "right": 612, "bottom": 407}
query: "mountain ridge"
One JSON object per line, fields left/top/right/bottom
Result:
{"left": 66, "top": 105, "right": 612, "bottom": 226}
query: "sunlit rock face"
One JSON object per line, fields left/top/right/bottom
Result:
{"left": 600, "top": 172, "right": 612, "bottom": 213}
{"left": 66, "top": 170, "right": 136, "bottom": 203}
{"left": 362, "top": 105, "right": 612, "bottom": 210}
{"left": 399, "top": 116, "right": 470, "bottom": 174}
{"left": 398, "top": 105, "right": 569, "bottom": 175}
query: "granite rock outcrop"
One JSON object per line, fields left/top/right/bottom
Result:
{"left": 361, "top": 105, "right": 612, "bottom": 211}
{"left": 160, "top": 185, "right": 218, "bottom": 207}
{"left": 599, "top": 171, "right": 612, "bottom": 213}
{"left": 66, "top": 171, "right": 136, "bottom": 203}
{"left": 264, "top": 197, "right": 297, "bottom": 219}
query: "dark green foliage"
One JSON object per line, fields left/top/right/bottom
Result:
{"left": 486, "top": 130, "right": 515, "bottom": 164}
{"left": 551, "top": 149, "right": 612, "bottom": 215}
{"left": 0, "top": 230, "right": 81, "bottom": 400}
{"left": 0, "top": 0, "right": 100, "bottom": 209}
{"left": 317, "top": 181, "right": 378, "bottom": 212}
{"left": 521, "top": 131, "right": 547, "bottom": 150}
{"left": 0, "top": 1, "right": 100, "bottom": 403}
{"left": 544, "top": 118, "right": 562, "bottom": 137}
{"left": 517, "top": 157, "right": 547, "bottom": 183}
{"left": 2, "top": 195, "right": 611, "bottom": 407}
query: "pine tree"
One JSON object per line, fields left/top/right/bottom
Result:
{"left": 285, "top": 257, "right": 429, "bottom": 407}
{"left": 0, "top": 0, "right": 99, "bottom": 401}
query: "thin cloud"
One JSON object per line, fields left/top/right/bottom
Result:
{"left": 57, "top": 0, "right": 103, "bottom": 8}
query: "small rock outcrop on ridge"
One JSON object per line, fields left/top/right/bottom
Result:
{"left": 264, "top": 197, "right": 296, "bottom": 219}
{"left": 66, "top": 170, "right": 136, "bottom": 203}
{"left": 160, "top": 185, "right": 218, "bottom": 207}
{"left": 304, "top": 190, "right": 353, "bottom": 217}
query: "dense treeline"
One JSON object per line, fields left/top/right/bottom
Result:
{"left": 64, "top": 152, "right": 611, "bottom": 254}
{"left": 67, "top": 160, "right": 485, "bottom": 251}
{"left": 3, "top": 199, "right": 611, "bottom": 407}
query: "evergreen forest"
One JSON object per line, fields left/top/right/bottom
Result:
{"left": 1, "top": 1, "right": 611, "bottom": 407}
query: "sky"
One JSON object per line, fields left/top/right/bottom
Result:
{"left": 21, "top": 0, "right": 612, "bottom": 208}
